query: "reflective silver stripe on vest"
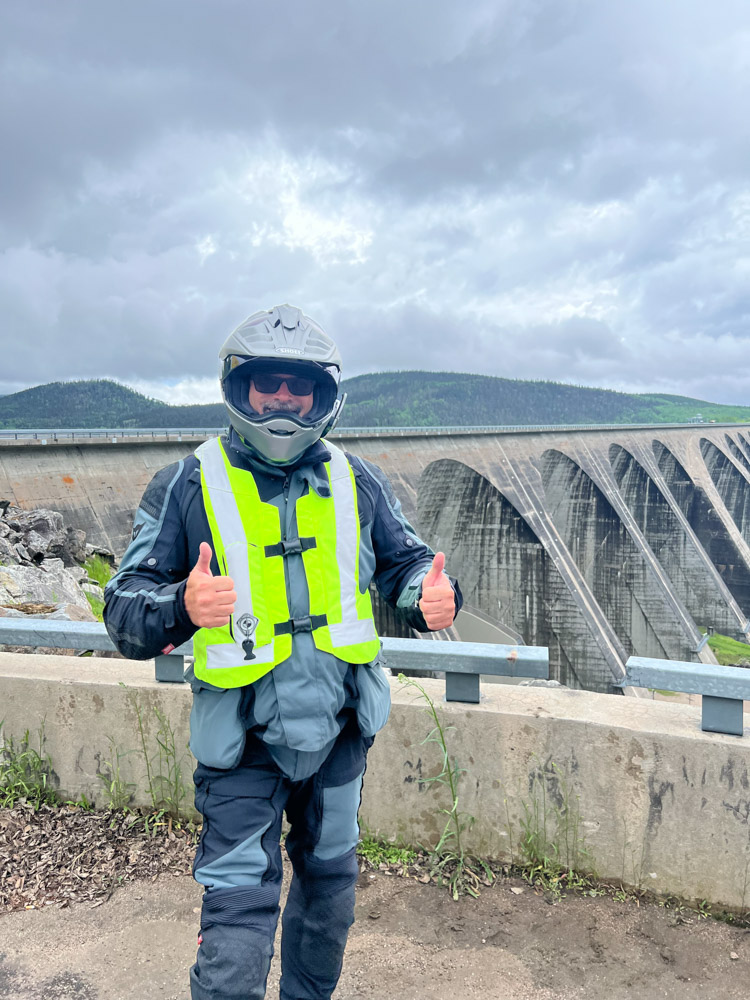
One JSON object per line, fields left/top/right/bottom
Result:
{"left": 326, "top": 444, "right": 378, "bottom": 645}
{"left": 196, "top": 438, "right": 274, "bottom": 667}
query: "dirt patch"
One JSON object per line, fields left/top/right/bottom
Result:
{"left": 347, "top": 871, "right": 748, "bottom": 999}
{"left": 0, "top": 849, "right": 747, "bottom": 997}
{"left": 0, "top": 805, "right": 748, "bottom": 998}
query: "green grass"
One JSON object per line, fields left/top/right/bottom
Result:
{"left": 86, "top": 593, "right": 105, "bottom": 621}
{"left": 0, "top": 725, "right": 59, "bottom": 810}
{"left": 83, "top": 554, "right": 111, "bottom": 620}
{"left": 84, "top": 554, "right": 112, "bottom": 589}
{"left": 699, "top": 629, "right": 750, "bottom": 666}
{"left": 357, "top": 836, "right": 417, "bottom": 867}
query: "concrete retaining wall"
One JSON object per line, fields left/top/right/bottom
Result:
{"left": 1, "top": 652, "right": 749, "bottom": 911}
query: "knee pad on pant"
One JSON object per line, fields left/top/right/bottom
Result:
{"left": 200, "top": 883, "right": 281, "bottom": 930}
{"left": 191, "top": 923, "right": 273, "bottom": 1000}
{"left": 287, "top": 845, "right": 359, "bottom": 900}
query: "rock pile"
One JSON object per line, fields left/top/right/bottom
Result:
{"left": 0, "top": 500, "right": 89, "bottom": 568}
{"left": 0, "top": 501, "right": 118, "bottom": 645}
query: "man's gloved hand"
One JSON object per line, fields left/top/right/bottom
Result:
{"left": 418, "top": 552, "right": 456, "bottom": 631}
{"left": 184, "top": 542, "right": 237, "bottom": 628}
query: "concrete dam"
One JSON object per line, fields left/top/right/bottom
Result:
{"left": 3, "top": 423, "right": 750, "bottom": 692}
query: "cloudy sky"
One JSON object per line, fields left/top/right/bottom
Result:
{"left": 2, "top": 0, "right": 749, "bottom": 406}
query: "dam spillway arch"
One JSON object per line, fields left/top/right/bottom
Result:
{"left": 416, "top": 456, "right": 619, "bottom": 690}
{"left": 652, "top": 438, "right": 750, "bottom": 614}
{"left": 724, "top": 435, "right": 750, "bottom": 476}
{"left": 540, "top": 448, "right": 696, "bottom": 664}
{"left": 417, "top": 459, "right": 548, "bottom": 646}
{"left": 737, "top": 432, "right": 750, "bottom": 464}
{"left": 4, "top": 422, "right": 750, "bottom": 691}
{"left": 609, "top": 443, "right": 744, "bottom": 639}
{"left": 701, "top": 438, "right": 750, "bottom": 545}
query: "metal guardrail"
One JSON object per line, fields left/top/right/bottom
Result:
{"left": 7, "top": 622, "right": 749, "bottom": 725}
{"left": 621, "top": 656, "right": 750, "bottom": 736}
{"left": 1, "top": 421, "right": 748, "bottom": 443}
{"left": 0, "top": 427, "right": 226, "bottom": 442}
{"left": 0, "top": 619, "right": 549, "bottom": 704}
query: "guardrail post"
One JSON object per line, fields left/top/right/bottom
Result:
{"left": 445, "top": 672, "right": 480, "bottom": 703}
{"left": 702, "top": 696, "right": 744, "bottom": 736}
{"left": 154, "top": 654, "right": 186, "bottom": 683}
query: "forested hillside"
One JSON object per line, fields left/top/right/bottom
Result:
{"left": 341, "top": 372, "right": 750, "bottom": 425}
{"left": 1, "top": 373, "right": 749, "bottom": 429}
{"left": 0, "top": 381, "right": 226, "bottom": 428}
{"left": 342, "top": 372, "right": 642, "bottom": 425}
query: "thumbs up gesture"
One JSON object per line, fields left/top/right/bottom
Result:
{"left": 418, "top": 552, "right": 456, "bottom": 631}
{"left": 184, "top": 542, "right": 237, "bottom": 628}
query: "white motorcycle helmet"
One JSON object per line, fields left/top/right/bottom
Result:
{"left": 219, "top": 304, "right": 345, "bottom": 465}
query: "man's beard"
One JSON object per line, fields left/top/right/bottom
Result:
{"left": 262, "top": 401, "right": 304, "bottom": 415}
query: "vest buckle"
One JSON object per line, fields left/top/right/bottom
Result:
{"left": 264, "top": 537, "right": 317, "bottom": 558}
{"left": 274, "top": 614, "right": 328, "bottom": 636}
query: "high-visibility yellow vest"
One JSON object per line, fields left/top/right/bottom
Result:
{"left": 192, "top": 437, "right": 380, "bottom": 688}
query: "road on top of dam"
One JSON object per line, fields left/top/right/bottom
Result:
{"left": 1, "top": 859, "right": 747, "bottom": 1000}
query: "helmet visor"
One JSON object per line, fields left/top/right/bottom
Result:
{"left": 222, "top": 356, "right": 340, "bottom": 425}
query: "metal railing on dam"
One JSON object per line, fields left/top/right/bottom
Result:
{"left": 3, "top": 619, "right": 750, "bottom": 736}
{"left": 0, "top": 420, "right": 743, "bottom": 443}
{"left": 0, "top": 618, "right": 549, "bottom": 703}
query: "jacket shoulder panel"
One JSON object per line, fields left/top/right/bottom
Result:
{"left": 138, "top": 456, "right": 200, "bottom": 517}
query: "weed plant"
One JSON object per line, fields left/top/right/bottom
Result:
{"left": 126, "top": 687, "right": 191, "bottom": 822}
{"left": 97, "top": 737, "right": 136, "bottom": 811}
{"left": 152, "top": 706, "right": 188, "bottom": 820}
{"left": 513, "top": 756, "right": 594, "bottom": 901}
{"left": 0, "top": 724, "right": 58, "bottom": 810}
{"left": 397, "top": 673, "right": 494, "bottom": 899}
{"left": 357, "top": 836, "right": 417, "bottom": 867}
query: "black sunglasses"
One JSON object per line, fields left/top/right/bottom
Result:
{"left": 251, "top": 374, "right": 316, "bottom": 396}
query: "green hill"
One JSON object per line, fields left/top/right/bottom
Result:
{"left": 0, "top": 374, "right": 749, "bottom": 429}
{"left": 339, "top": 372, "right": 750, "bottom": 427}
{"left": 0, "top": 380, "right": 226, "bottom": 429}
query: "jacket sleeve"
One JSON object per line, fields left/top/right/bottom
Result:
{"left": 103, "top": 459, "right": 200, "bottom": 659}
{"left": 350, "top": 455, "right": 463, "bottom": 632}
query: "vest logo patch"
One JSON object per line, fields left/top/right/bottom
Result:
{"left": 236, "top": 613, "right": 259, "bottom": 638}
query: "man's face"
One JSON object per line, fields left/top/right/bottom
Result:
{"left": 248, "top": 371, "right": 315, "bottom": 418}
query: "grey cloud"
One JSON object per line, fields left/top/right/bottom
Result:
{"left": 2, "top": 0, "right": 750, "bottom": 405}
{"left": 5, "top": 0, "right": 737, "bottom": 221}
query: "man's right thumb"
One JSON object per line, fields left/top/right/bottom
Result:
{"left": 195, "top": 541, "right": 214, "bottom": 576}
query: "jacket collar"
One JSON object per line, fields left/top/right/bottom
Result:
{"left": 226, "top": 430, "right": 333, "bottom": 497}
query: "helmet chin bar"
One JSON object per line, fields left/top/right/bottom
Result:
{"left": 224, "top": 394, "right": 346, "bottom": 465}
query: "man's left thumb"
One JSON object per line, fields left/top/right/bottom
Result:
{"left": 423, "top": 552, "right": 446, "bottom": 588}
